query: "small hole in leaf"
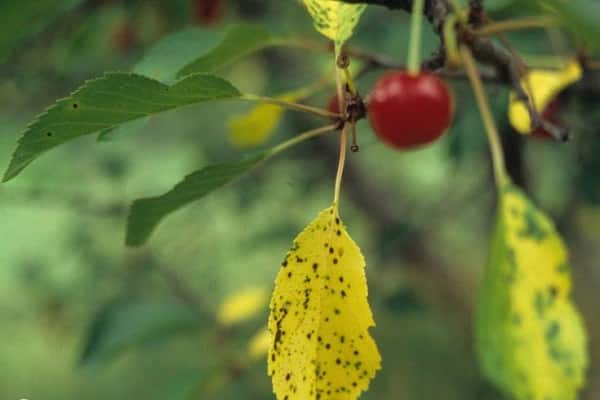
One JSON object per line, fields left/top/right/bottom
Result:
{"left": 72, "top": 103, "right": 79, "bottom": 109}
{"left": 46, "top": 132, "right": 53, "bottom": 137}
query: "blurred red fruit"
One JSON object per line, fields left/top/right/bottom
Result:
{"left": 111, "top": 21, "right": 136, "bottom": 53}
{"left": 327, "top": 94, "right": 341, "bottom": 115}
{"left": 192, "top": 0, "right": 223, "bottom": 26}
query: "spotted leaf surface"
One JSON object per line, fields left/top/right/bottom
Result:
{"left": 508, "top": 61, "right": 581, "bottom": 134}
{"left": 302, "top": 0, "right": 366, "bottom": 51}
{"left": 476, "top": 184, "right": 588, "bottom": 400}
{"left": 268, "top": 206, "right": 380, "bottom": 400}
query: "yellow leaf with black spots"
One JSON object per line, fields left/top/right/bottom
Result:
{"left": 268, "top": 206, "right": 380, "bottom": 400}
{"left": 476, "top": 183, "right": 588, "bottom": 400}
{"left": 302, "top": 0, "right": 366, "bottom": 52}
{"left": 508, "top": 61, "right": 581, "bottom": 134}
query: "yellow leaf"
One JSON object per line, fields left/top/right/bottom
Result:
{"left": 217, "top": 287, "right": 268, "bottom": 326}
{"left": 228, "top": 93, "right": 296, "bottom": 149}
{"left": 302, "top": 0, "right": 366, "bottom": 51}
{"left": 268, "top": 206, "right": 381, "bottom": 400}
{"left": 248, "top": 328, "right": 272, "bottom": 361}
{"left": 508, "top": 61, "right": 582, "bottom": 134}
{"left": 476, "top": 184, "right": 588, "bottom": 400}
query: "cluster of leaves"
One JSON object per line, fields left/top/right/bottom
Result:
{"left": 2, "top": 0, "right": 599, "bottom": 399}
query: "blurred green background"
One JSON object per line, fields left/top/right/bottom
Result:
{"left": 1, "top": 1, "right": 599, "bottom": 399}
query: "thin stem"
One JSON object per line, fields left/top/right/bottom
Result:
{"left": 269, "top": 124, "right": 338, "bottom": 156}
{"left": 460, "top": 46, "right": 509, "bottom": 188}
{"left": 443, "top": 15, "right": 461, "bottom": 67}
{"left": 285, "top": 73, "right": 335, "bottom": 101}
{"left": 407, "top": 0, "right": 425, "bottom": 74}
{"left": 474, "top": 16, "right": 558, "bottom": 36}
{"left": 343, "top": 67, "right": 358, "bottom": 95}
{"left": 333, "top": 64, "right": 347, "bottom": 206}
{"left": 448, "top": 0, "right": 468, "bottom": 22}
{"left": 243, "top": 94, "right": 339, "bottom": 119}
{"left": 334, "top": 125, "right": 348, "bottom": 205}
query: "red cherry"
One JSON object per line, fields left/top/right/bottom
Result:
{"left": 368, "top": 71, "right": 453, "bottom": 149}
{"left": 192, "top": 0, "right": 223, "bottom": 26}
{"left": 327, "top": 94, "right": 341, "bottom": 115}
{"left": 532, "top": 98, "right": 563, "bottom": 140}
{"left": 111, "top": 21, "right": 137, "bottom": 53}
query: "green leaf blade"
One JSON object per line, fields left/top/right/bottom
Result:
{"left": 134, "top": 27, "right": 222, "bottom": 84}
{"left": 80, "top": 299, "right": 204, "bottom": 365}
{"left": 176, "top": 24, "right": 273, "bottom": 78}
{"left": 126, "top": 155, "right": 265, "bottom": 247}
{"left": 2, "top": 73, "right": 241, "bottom": 182}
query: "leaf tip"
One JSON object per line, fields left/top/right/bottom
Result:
{"left": 125, "top": 199, "right": 152, "bottom": 247}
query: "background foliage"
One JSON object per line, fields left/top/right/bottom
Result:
{"left": 1, "top": 0, "right": 599, "bottom": 399}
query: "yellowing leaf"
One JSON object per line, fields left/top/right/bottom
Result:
{"left": 476, "top": 184, "right": 588, "bottom": 400}
{"left": 248, "top": 328, "right": 272, "bottom": 361}
{"left": 268, "top": 206, "right": 380, "bottom": 400}
{"left": 302, "top": 0, "right": 366, "bottom": 51}
{"left": 217, "top": 287, "right": 268, "bottom": 326}
{"left": 508, "top": 61, "right": 582, "bottom": 134}
{"left": 228, "top": 93, "right": 297, "bottom": 148}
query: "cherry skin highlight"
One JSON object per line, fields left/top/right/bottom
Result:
{"left": 368, "top": 71, "right": 453, "bottom": 149}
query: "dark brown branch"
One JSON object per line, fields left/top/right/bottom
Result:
{"left": 337, "top": 0, "right": 414, "bottom": 10}
{"left": 468, "top": 0, "right": 485, "bottom": 27}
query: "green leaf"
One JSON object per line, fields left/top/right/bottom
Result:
{"left": 2, "top": 73, "right": 241, "bottom": 182}
{"left": 96, "top": 117, "right": 149, "bottom": 143}
{"left": 96, "top": 27, "right": 222, "bottom": 141}
{"left": 126, "top": 154, "right": 266, "bottom": 247}
{"left": 80, "top": 299, "right": 204, "bottom": 365}
{"left": 134, "top": 27, "right": 222, "bottom": 84}
{"left": 542, "top": 0, "right": 600, "bottom": 48}
{"left": 509, "top": 0, "right": 600, "bottom": 47}
{"left": 176, "top": 24, "right": 273, "bottom": 78}
{"left": 0, "top": 0, "right": 83, "bottom": 61}
{"left": 476, "top": 183, "right": 588, "bottom": 400}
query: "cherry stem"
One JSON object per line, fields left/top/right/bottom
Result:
{"left": 407, "top": 0, "right": 425, "bottom": 74}
{"left": 333, "top": 59, "right": 348, "bottom": 206}
{"left": 343, "top": 68, "right": 358, "bottom": 96}
{"left": 283, "top": 73, "right": 335, "bottom": 102}
{"left": 269, "top": 124, "right": 338, "bottom": 156}
{"left": 243, "top": 94, "right": 339, "bottom": 120}
{"left": 474, "top": 16, "right": 558, "bottom": 36}
{"left": 460, "top": 45, "right": 509, "bottom": 188}
{"left": 334, "top": 125, "right": 348, "bottom": 206}
{"left": 350, "top": 123, "right": 359, "bottom": 152}
{"left": 443, "top": 15, "right": 461, "bottom": 67}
